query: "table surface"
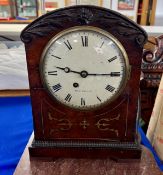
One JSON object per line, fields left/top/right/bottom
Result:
{"left": 14, "top": 134, "right": 163, "bottom": 175}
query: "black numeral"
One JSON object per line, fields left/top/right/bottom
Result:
{"left": 105, "top": 85, "right": 115, "bottom": 92}
{"left": 81, "top": 36, "right": 88, "bottom": 47}
{"left": 65, "top": 94, "right": 72, "bottom": 102}
{"left": 81, "top": 98, "right": 85, "bottom": 106}
{"left": 48, "top": 71, "right": 57, "bottom": 75}
{"left": 64, "top": 40, "right": 72, "bottom": 50}
{"left": 51, "top": 55, "right": 62, "bottom": 59}
{"left": 110, "top": 72, "right": 121, "bottom": 77}
{"left": 52, "top": 83, "right": 62, "bottom": 92}
{"left": 108, "top": 56, "right": 117, "bottom": 63}
{"left": 97, "top": 96, "right": 102, "bottom": 102}
{"left": 100, "top": 41, "right": 104, "bottom": 48}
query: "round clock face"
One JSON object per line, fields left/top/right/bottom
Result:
{"left": 40, "top": 27, "right": 129, "bottom": 110}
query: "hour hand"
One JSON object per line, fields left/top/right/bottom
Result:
{"left": 56, "top": 66, "right": 70, "bottom": 73}
{"left": 56, "top": 66, "right": 81, "bottom": 74}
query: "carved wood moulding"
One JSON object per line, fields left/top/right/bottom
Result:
{"left": 21, "top": 6, "right": 147, "bottom": 48}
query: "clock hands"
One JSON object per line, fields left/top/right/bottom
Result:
{"left": 56, "top": 67, "right": 88, "bottom": 78}
{"left": 86, "top": 72, "right": 121, "bottom": 77}
{"left": 56, "top": 66, "right": 80, "bottom": 74}
{"left": 55, "top": 66, "right": 121, "bottom": 78}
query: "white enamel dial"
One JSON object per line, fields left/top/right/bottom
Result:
{"left": 41, "top": 27, "right": 129, "bottom": 110}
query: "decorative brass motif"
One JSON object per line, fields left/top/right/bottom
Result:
{"left": 48, "top": 113, "right": 72, "bottom": 131}
{"left": 95, "top": 114, "right": 120, "bottom": 136}
{"left": 80, "top": 119, "right": 89, "bottom": 130}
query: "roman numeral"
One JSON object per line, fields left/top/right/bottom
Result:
{"left": 81, "top": 36, "right": 88, "bottom": 47}
{"left": 52, "top": 83, "right": 62, "bottom": 92}
{"left": 81, "top": 98, "right": 85, "bottom": 106}
{"left": 48, "top": 71, "right": 57, "bottom": 75}
{"left": 110, "top": 72, "right": 121, "bottom": 77}
{"left": 65, "top": 93, "right": 72, "bottom": 102}
{"left": 108, "top": 56, "right": 117, "bottom": 63}
{"left": 64, "top": 40, "right": 72, "bottom": 50}
{"left": 105, "top": 85, "right": 115, "bottom": 92}
{"left": 100, "top": 41, "right": 104, "bottom": 48}
{"left": 97, "top": 96, "right": 102, "bottom": 102}
{"left": 51, "top": 55, "right": 62, "bottom": 59}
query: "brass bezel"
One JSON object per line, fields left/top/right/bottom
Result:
{"left": 40, "top": 26, "right": 130, "bottom": 111}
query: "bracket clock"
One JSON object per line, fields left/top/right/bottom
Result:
{"left": 21, "top": 5, "right": 147, "bottom": 159}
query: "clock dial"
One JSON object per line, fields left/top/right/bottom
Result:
{"left": 41, "top": 27, "right": 129, "bottom": 110}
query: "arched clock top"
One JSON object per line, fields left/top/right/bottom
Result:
{"left": 21, "top": 5, "right": 147, "bottom": 48}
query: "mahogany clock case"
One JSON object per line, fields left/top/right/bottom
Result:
{"left": 21, "top": 5, "right": 147, "bottom": 159}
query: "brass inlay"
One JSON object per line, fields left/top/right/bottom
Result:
{"left": 95, "top": 114, "right": 120, "bottom": 136}
{"left": 80, "top": 119, "right": 90, "bottom": 130}
{"left": 48, "top": 113, "right": 72, "bottom": 131}
{"left": 95, "top": 95, "right": 127, "bottom": 117}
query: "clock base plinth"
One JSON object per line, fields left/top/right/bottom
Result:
{"left": 28, "top": 139, "right": 142, "bottom": 160}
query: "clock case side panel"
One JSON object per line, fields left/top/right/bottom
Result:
{"left": 24, "top": 45, "right": 47, "bottom": 140}
{"left": 21, "top": 5, "right": 147, "bottom": 158}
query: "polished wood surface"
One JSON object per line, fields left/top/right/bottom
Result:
{"left": 14, "top": 134, "right": 162, "bottom": 175}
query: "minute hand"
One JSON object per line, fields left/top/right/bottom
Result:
{"left": 88, "top": 72, "right": 121, "bottom": 77}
